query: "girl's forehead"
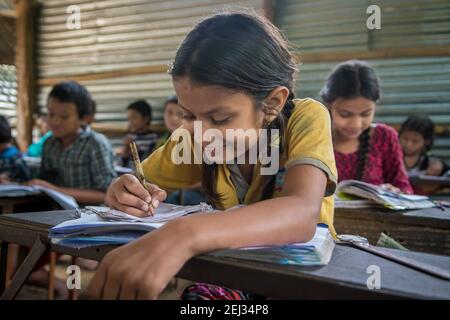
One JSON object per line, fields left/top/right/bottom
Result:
{"left": 334, "top": 97, "right": 376, "bottom": 111}
{"left": 173, "top": 77, "right": 253, "bottom": 114}
{"left": 401, "top": 130, "right": 424, "bottom": 139}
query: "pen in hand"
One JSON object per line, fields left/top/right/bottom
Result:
{"left": 130, "top": 142, "right": 154, "bottom": 216}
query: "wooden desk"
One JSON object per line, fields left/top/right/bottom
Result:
{"left": 0, "top": 194, "right": 54, "bottom": 214}
{"left": 0, "top": 195, "right": 62, "bottom": 299}
{"left": 0, "top": 210, "right": 450, "bottom": 300}
{"left": 409, "top": 175, "right": 450, "bottom": 188}
{"left": 334, "top": 207, "right": 450, "bottom": 255}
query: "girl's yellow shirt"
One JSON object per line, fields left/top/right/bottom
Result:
{"left": 142, "top": 98, "right": 338, "bottom": 236}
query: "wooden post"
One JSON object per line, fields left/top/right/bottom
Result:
{"left": 15, "top": 0, "right": 37, "bottom": 152}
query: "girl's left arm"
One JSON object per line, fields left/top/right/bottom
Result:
{"left": 87, "top": 164, "right": 328, "bottom": 299}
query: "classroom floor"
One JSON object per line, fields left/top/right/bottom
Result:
{"left": 15, "top": 255, "right": 192, "bottom": 300}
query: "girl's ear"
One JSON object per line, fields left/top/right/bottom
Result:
{"left": 262, "top": 86, "right": 290, "bottom": 125}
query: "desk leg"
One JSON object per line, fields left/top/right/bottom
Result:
{"left": 69, "top": 256, "right": 78, "bottom": 300}
{"left": 0, "top": 236, "right": 47, "bottom": 300}
{"left": 48, "top": 252, "right": 56, "bottom": 300}
{"left": 6, "top": 244, "right": 19, "bottom": 282}
{"left": 0, "top": 241, "right": 8, "bottom": 294}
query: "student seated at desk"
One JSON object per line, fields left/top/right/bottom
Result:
{"left": 0, "top": 115, "right": 31, "bottom": 183}
{"left": 320, "top": 60, "right": 413, "bottom": 194}
{"left": 26, "top": 81, "right": 117, "bottom": 205}
{"left": 27, "top": 110, "right": 52, "bottom": 158}
{"left": 399, "top": 114, "right": 448, "bottom": 176}
{"left": 399, "top": 114, "right": 449, "bottom": 195}
{"left": 87, "top": 11, "right": 337, "bottom": 300}
{"left": 119, "top": 100, "right": 158, "bottom": 167}
{"left": 154, "top": 95, "right": 182, "bottom": 149}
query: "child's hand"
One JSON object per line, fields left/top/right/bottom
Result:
{"left": 25, "top": 179, "right": 57, "bottom": 190}
{"left": 87, "top": 220, "right": 192, "bottom": 299}
{"left": 0, "top": 173, "right": 11, "bottom": 183}
{"left": 105, "top": 174, "right": 166, "bottom": 217}
{"left": 381, "top": 183, "right": 401, "bottom": 194}
{"left": 425, "top": 159, "right": 444, "bottom": 176}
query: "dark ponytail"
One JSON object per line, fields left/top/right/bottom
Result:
{"left": 170, "top": 11, "right": 297, "bottom": 206}
{"left": 320, "top": 60, "right": 381, "bottom": 180}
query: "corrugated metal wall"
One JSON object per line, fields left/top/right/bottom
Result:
{"left": 371, "top": 0, "right": 450, "bottom": 49}
{"left": 36, "top": 0, "right": 263, "bottom": 130}
{"left": 0, "top": 65, "right": 17, "bottom": 122}
{"left": 277, "top": 0, "right": 369, "bottom": 52}
{"left": 277, "top": 0, "right": 450, "bottom": 162}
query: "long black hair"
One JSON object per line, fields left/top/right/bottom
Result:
{"left": 169, "top": 11, "right": 297, "bottom": 206}
{"left": 320, "top": 60, "right": 381, "bottom": 180}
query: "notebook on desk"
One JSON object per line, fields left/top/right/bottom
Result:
{"left": 336, "top": 180, "right": 436, "bottom": 210}
{"left": 49, "top": 202, "right": 214, "bottom": 247}
{"left": 49, "top": 203, "right": 335, "bottom": 266}
{"left": 0, "top": 183, "right": 78, "bottom": 210}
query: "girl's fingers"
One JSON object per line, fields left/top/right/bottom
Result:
{"left": 112, "top": 201, "right": 151, "bottom": 217}
{"left": 114, "top": 188, "right": 150, "bottom": 212}
{"left": 118, "top": 280, "right": 139, "bottom": 300}
{"left": 86, "top": 263, "right": 107, "bottom": 299}
{"left": 101, "top": 272, "right": 121, "bottom": 300}
{"left": 145, "top": 183, "right": 167, "bottom": 208}
{"left": 121, "top": 174, "right": 152, "bottom": 203}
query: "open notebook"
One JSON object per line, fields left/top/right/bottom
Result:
{"left": 0, "top": 183, "right": 78, "bottom": 210}
{"left": 336, "top": 180, "right": 436, "bottom": 210}
{"left": 49, "top": 202, "right": 214, "bottom": 248}
{"left": 49, "top": 204, "right": 335, "bottom": 266}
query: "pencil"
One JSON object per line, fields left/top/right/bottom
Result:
{"left": 130, "top": 141, "right": 154, "bottom": 215}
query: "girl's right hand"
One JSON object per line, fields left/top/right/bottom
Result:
{"left": 105, "top": 174, "right": 167, "bottom": 217}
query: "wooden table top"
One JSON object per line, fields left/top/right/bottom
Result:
{"left": 1, "top": 210, "right": 450, "bottom": 299}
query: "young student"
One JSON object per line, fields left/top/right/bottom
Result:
{"left": 0, "top": 115, "right": 30, "bottom": 183}
{"left": 27, "top": 111, "right": 52, "bottom": 158}
{"left": 87, "top": 11, "right": 337, "bottom": 300}
{"left": 320, "top": 60, "right": 413, "bottom": 194}
{"left": 120, "top": 100, "right": 158, "bottom": 167}
{"left": 154, "top": 95, "right": 182, "bottom": 149}
{"left": 399, "top": 114, "right": 448, "bottom": 176}
{"left": 26, "top": 81, "right": 117, "bottom": 204}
